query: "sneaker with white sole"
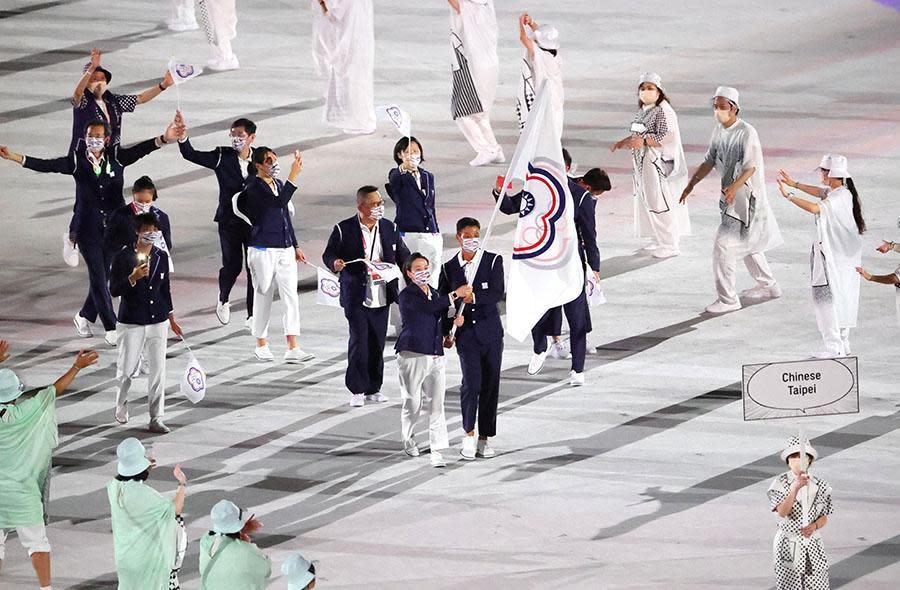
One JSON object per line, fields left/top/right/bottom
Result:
{"left": 569, "top": 370, "right": 585, "bottom": 387}
{"left": 811, "top": 349, "right": 843, "bottom": 359}
{"left": 527, "top": 351, "right": 548, "bottom": 375}
{"left": 491, "top": 148, "right": 506, "bottom": 164}
{"left": 705, "top": 300, "right": 742, "bottom": 314}
{"left": 652, "top": 248, "right": 680, "bottom": 259}
{"left": 73, "top": 314, "right": 93, "bottom": 338}
{"left": 349, "top": 393, "right": 365, "bottom": 407}
{"left": 62, "top": 233, "right": 80, "bottom": 267}
{"left": 148, "top": 418, "right": 171, "bottom": 434}
{"left": 460, "top": 436, "right": 476, "bottom": 460}
{"left": 166, "top": 19, "right": 199, "bottom": 32}
{"left": 476, "top": 439, "right": 495, "bottom": 458}
{"left": 548, "top": 341, "right": 570, "bottom": 360}
{"left": 642, "top": 243, "right": 659, "bottom": 252}
{"left": 430, "top": 451, "right": 446, "bottom": 468}
{"left": 469, "top": 151, "right": 496, "bottom": 167}
{"left": 284, "top": 348, "right": 315, "bottom": 363}
{"left": 365, "top": 392, "right": 388, "bottom": 403}
{"left": 207, "top": 54, "right": 240, "bottom": 71}
{"left": 254, "top": 345, "right": 274, "bottom": 362}
{"left": 115, "top": 404, "right": 129, "bottom": 424}
{"left": 403, "top": 438, "right": 420, "bottom": 457}
{"left": 104, "top": 330, "right": 118, "bottom": 347}
{"left": 740, "top": 283, "right": 782, "bottom": 299}
{"left": 216, "top": 300, "right": 231, "bottom": 325}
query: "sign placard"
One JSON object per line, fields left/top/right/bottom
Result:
{"left": 742, "top": 357, "right": 859, "bottom": 421}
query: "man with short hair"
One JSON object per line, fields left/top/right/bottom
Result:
{"left": 323, "top": 186, "right": 410, "bottom": 407}
{"left": 680, "top": 86, "right": 783, "bottom": 314}
{"left": 0, "top": 117, "right": 182, "bottom": 346}
{"left": 0, "top": 346, "right": 99, "bottom": 590}
{"left": 177, "top": 114, "right": 256, "bottom": 327}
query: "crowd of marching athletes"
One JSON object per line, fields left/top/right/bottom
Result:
{"left": 1, "top": 1, "right": 899, "bottom": 589}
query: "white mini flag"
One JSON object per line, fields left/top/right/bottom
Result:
{"left": 180, "top": 353, "right": 207, "bottom": 404}
{"left": 316, "top": 266, "right": 341, "bottom": 307}
{"left": 503, "top": 80, "right": 583, "bottom": 341}
{"left": 377, "top": 104, "right": 412, "bottom": 138}
{"left": 586, "top": 274, "right": 607, "bottom": 307}
{"left": 167, "top": 60, "right": 203, "bottom": 85}
{"left": 363, "top": 260, "right": 403, "bottom": 284}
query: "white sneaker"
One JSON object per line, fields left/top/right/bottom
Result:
{"left": 365, "top": 392, "right": 389, "bottom": 403}
{"left": 642, "top": 243, "right": 659, "bottom": 252}
{"left": 491, "top": 148, "right": 506, "bottom": 164}
{"left": 705, "top": 300, "right": 742, "bottom": 314}
{"left": 244, "top": 317, "right": 253, "bottom": 332}
{"left": 349, "top": 393, "right": 365, "bottom": 407}
{"left": 115, "top": 404, "right": 129, "bottom": 424}
{"left": 254, "top": 345, "right": 274, "bottom": 362}
{"left": 469, "top": 151, "right": 496, "bottom": 167}
{"left": 148, "top": 418, "right": 171, "bottom": 434}
{"left": 62, "top": 233, "right": 79, "bottom": 267}
{"left": 460, "top": 436, "right": 476, "bottom": 460}
{"left": 740, "top": 283, "right": 782, "bottom": 299}
{"left": 569, "top": 370, "right": 585, "bottom": 387}
{"left": 548, "top": 341, "right": 570, "bottom": 360}
{"left": 403, "top": 438, "right": 420, "bottom": 457}
{"left": 207, "top": 54, "right": 239, "bottom": 71}
{"left": 104, "top": 330, "right": 118, "bottom": 347}
{"left": 216, "top": 300, "right": 231, "bottom": 325}
{"left": 652, "top": 248, "right": 680, "bottom": 259}
{"left": 166, "top": 19, "right": 199, "bottom": 32}
{"left": 284, "top": 348, "right": 315, "bottom": 363}
{"left": 476, "top": 439, "right": 495, "bottom": 458}
{"left": 811, "top": 349, "right": 843, "bottom": 359}
{"left": 430, "top": 451, "right": 446, "bottom": 468}
{"left": 527, "top": 351, "right": 548, "bottom": 375}
{"left": 73, "top": 314, "right": 93, "bottom": 338}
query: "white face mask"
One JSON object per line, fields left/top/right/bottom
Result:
{"left": 714, "top": 109, "right": 731, "bottom": 124}
{"left": 139, "top": 230, "right": 162, "bottom": 246}
{"left": 639, "top": 89, "right": 659, "bottom": 106}
{"left": 461, "top": 237, "right": 480, "bottom": 253}
{"left": 231, "top": 136, "right": 247, "bottom": 151}
{"left": 85, "top": 137, "right": 105, "bottom": 152}
{"left": 408, "top": 154, "right": 421, "bottom": 167}
{"left": 369, "top": 204, "right": 385, "bottom": 220}
{"left": 132, "top": 200, "right": 151, "bottom": 213}
{"left": 268, "top": 161, "right": 281, "bottom": 178}
{"left": 412, "top": 269, "right": 431, "bottom": 286}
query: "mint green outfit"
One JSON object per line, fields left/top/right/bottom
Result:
{"left": 199, "top": 533, "right": 271, "bottom": 590}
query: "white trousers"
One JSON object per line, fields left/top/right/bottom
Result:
{"left": 713, "top": 226, "right": 776, "bottom": 305}
{"left": 813, "top": 294, "right": 851, "bottom": 355}
{"left": 168, "top": 0, "right": 196, "bottom": 24}
{"left": 0, "top": 524, "right": 50, "bottom": 558}
{"left": 247, "top": 247, "right": 300, "bottom": 339}
{"left": 456, "top": 112, "right": 500, "bottom": 156}
{"left": 116, "top": 322, "right": 168, "bottom": 419}
{"left": 398, "top": 352, "right": 449, "bottom": 451}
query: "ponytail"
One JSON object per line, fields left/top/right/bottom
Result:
{"left": 844, "top": 177, "right": 866, "bottom": 234}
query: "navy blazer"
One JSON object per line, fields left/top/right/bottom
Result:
{"left": 235, "top": 177, "right": 298, "bottom": 249}
{"left": 385, "top": 167, "right": 439, "bottom": 233}
{"left": 103, "top": 204, "right": 172, "bottom": 256}
{"left": 395, "top": 284, "right": 451, "bottom": 356}
{"left": 69, "top": 91, "right": 138, "bottom": 152}
{"left": 438, "top": 251, "right": 505, "bottom": 343}
{"left": 109, "top": 246, "right": 173, "bottom": 326}
{"left": 178, "top": 138, "right": 253, "bottom": 224}
{"left": 495, "top": 179, "right": 601, "bottom": 273}
{"left": 23, "top": 139, "right": 160, "bottom": 244}
{"left": 322, "top": 216, "right": 410, "bottom": 309}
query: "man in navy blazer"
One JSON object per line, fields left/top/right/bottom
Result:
{"left": 439, "top": 217, "right": 505, "bottom": 460}
{"left": 0, "top": 117, "right": 181, "bottom": 346}
{"left": 323, "top": 185, "right": 410, "bottom": 407}
{"left": 177, "top": 115, "right": 257, "bottom": 326}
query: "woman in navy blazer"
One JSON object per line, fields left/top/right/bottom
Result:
{"left": 396, "top": 253, "right": 470, "bottom": 468}
{"left": 386, "top": 137, "right": 439, "bottom": 234}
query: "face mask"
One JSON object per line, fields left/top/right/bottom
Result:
{"left": 231, "top": 136, "right": 247, "bottom": 151}
{"left": 714, "top": 109, "right": 731, "bottom": 124}
{"left": 89, "top": 82, "right": 105, "bottom": 96}
{"left": 268, "top": 161, "right": 281, "bottom": 178}
{"left": 132, "top": 200, "right": 151, "bottom": 213}
{"left": 412, "top": 269, "right": 431, "bottom": 286}
{"left": 639, "top": 89, "right": 659, "bottom": 106}
{"left": 139, "top": 230, "right": 162, "bottom": 246}
{"left": 409, "top": 154, "right": 421, "bottom": 167}
{"left": 85, "top": 137, "right": 105, "bottom": 152}
{"left": 369, "top": 204, "right": 385, "bottom": 220}
{"left": 461, "top": 237, "right": 480, "bottom": 253}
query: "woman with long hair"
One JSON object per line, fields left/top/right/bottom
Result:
{"left": 779, "top": 154, "right": 865, "bottom": 357}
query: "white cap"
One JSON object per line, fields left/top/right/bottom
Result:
{"left": 533, "top": 25, "right": 560, "bottom": 51}
{"left": 779, "top": 435, "right": 818, "bottom": 463}
{"left": 116, "top": 438, "right": 151, "bottom": 477}
{"left": 282, "top": 553, "right": 316, "bottom": 589}
{"left": 827, "top": 154, "right": 849, "bottom": 178}
{"left": 818, "top": 154, "right": 834, "bottom": 170}
{"left": 639, "top": 72, "right": 663, "bottom": 91}
{"left": 210, "top": 499, "right": 250, "bottom": 534}
{"left": 0, "top": 368, "right": 24, "bottom": 404}
{"left": 712, "top": 86, "right": 740, "bottom": 108}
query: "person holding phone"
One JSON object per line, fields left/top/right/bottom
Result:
{"left": 200, "top": 500, "right": 271, "bottom": 589}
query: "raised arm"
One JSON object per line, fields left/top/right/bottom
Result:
{"left": 72, "top": 49, "right": 101, "bottom": 105}
{"left": 778, "top": 181, "right": 821, "bottom": 214}
{"left": 518, "top": 13, "right": 536, "bottom": 56}
{"left": 53, "top": 350, "right": 99, "bottom": 396}
{"left": 136, "top": 70, "right": 174, "bottom": 105}
{"left": 779, "top": 169, "right": 826, "bottom": 199}
{"left": 117, "top": 117, "right": 182, "bottom": 167}
{"left": 4, "top": 146, "right": 76, "bottom": 175}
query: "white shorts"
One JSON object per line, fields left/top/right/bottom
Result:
{"left": 0, "top": 523, "right": 51, "bottom": 558}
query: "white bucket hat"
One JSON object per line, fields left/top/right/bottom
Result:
{"left": 639, "top": 72, "right": 664, "bottom": 92}
{"left": 116, "top": 437, "right": 151, "bottom": 477}
{"left": 818, "top": 154, "right": 834, "bottom": 170}
{"left": 533, "top": 25, "right": 560, "bottom": 51}
{"left": 283, "top": 553, "right": 316, "bottom": 589}
{"left": 712, "top": 86, "right": 740, "bottom": 108}
{"left": 0, "top": 369, "right": 25, "bottom": 404}
{"left": 210, "top": 499, "right": 250, "bottom": 534}
{"left": 827, "top": 154, "right": 850, "bottom": 178}
{"left": 779, "top": 435, "right": 818, "bottom": 463}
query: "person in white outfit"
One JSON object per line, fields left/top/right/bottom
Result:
{"left": 311, "top": 0, "right": 376, "bottom": 135}
{"left": 612, "top": 72, "right": 691, "bottom": 258}
{"left": 168, "top": 0, "right": 239, "bottom": 70}
{"left": 235, "top": 148, "right": 315, "bottom": 364}
{"left": 448, "top": 0, "right": 504, "bottom": 166}
{"left": 680, "top": 86, "right": 783, "bottom": 314}
{"left": 516, "top": 12, "right": 564, "bottom": 141}
{"left": 778, "top": 155, "right": 866, "bottom": 358}
{"left": 166, "top": 0, "right": 199, "bottom": 31}
{"left": 856, "top": 239, "right": 900, "bottom": 325}
{"left": 396, "top": 254, "right": 470, "bottom": 468}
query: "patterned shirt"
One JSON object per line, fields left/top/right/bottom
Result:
{"left": 631, "top": 104, "right": 669, "bottom": 144}
{"left": 70, "top": 91, "right": 138, "bottom": 152}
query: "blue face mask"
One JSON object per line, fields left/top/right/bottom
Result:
{"left": 268, "top": 161, "right": 281, "bottom": 178}
{"left": 85, "top": 137, "right": 105, "bottom": 152}
{"left": 412, "top": 269, "right": 431, "bottom": 286}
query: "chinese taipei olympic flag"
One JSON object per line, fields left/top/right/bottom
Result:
{"left": 502, "top": 80, "right": 582, "bottom": 341}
